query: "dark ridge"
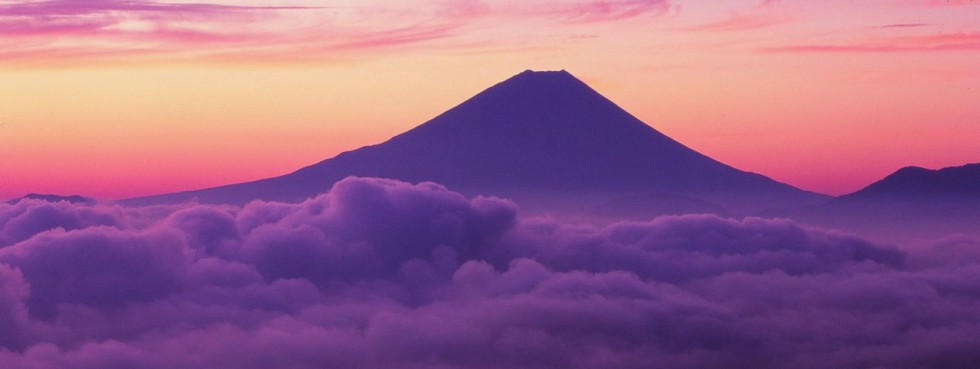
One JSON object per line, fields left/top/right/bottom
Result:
{"left": 9, "top": 194, "right": 94, "bottom": 205}
{"left": 840, "top": 163, "right": 980, "bottom": 200}
{"left": 770, "top": 162, "right": 980, "bottom": 242}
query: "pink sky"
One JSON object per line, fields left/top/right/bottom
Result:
{"left": 1, "top": 0, "right": 978, "bottom": 199}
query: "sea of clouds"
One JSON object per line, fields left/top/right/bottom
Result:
{"left": 2, "top": 177, "right": 980, "bottom": 368}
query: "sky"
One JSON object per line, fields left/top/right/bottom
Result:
{"left": 1, "top": 0, "right": 978, "bottom": 199}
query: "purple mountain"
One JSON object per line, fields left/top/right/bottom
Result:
{"left": 776, "top": 163, "right": 980, "bottom": 240}
{"left": 8, "top": 194, "right": 94, "bottom": 205}
{"left": 839, "top": 163, "right": 980, "bottom": 201}
{"left": 126, "top": 70, "right": 828, "bottom": 215}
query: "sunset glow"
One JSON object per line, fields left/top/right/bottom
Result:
{"left": 5, "top": 2, "right": 980, "bottom": 368}
{"left": 1, "top": 0, "right": 978, "bottom": 198}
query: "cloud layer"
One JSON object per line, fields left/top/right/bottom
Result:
{"left": 1, "top": 177, "right": 979, "bottom": 368}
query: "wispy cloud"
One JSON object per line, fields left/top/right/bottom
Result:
{"left": 923, "top": 0, "right": 978, "bottom": 5}
{"left": 876, "top": 23, "right": 929, "bottom": 28}
{"left": 0, "top": 0, "right": 667, "bottom": 66}
{"left": 438, "top": 0, "right": 667, "bottom": 23}
{"left": 523, "top": 0, "right": 668, "bottom": 23}
{"left": 761, "top": 32, "right": 980, "bottom": 53}
{"left": 677, "top": 0, "right": 791, "bottom": 33}
{"left": 0, "top": 0, "right": 308, "bottom": 16}
{"left": 683, "top": 11, "right": 790, "bottom": 32}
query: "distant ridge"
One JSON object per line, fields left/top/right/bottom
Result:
{"left": 126, "top": 70, "right": 828, "bottom": 216}
{"left": 839, "top": 163, "right": 980, "bottom": 201}
{"left": 8, "top": 194, "right": 94, "bottom": 205}
{"left": 775, "top": 163, "right": 980, "bottom": 241}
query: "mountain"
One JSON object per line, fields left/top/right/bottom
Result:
{"left": 838, "top": 163, "right": 980, "bottom": 201}
{"left": 776, "top": 163, "right": 980, "bottom": 241}
{"left": 126, "top": 70, "right": 828, "bottom": 216}
{"left": 8, "top": 194, "right": 94, "bottom": 205}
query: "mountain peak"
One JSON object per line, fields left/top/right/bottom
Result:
{"left": 485, "top": 69, "right": 590, "bottom": 98}
{"left": 892, "top": 166, "right": 929, "bottom": 176}
{"left": 385, "top": 69, "right": 682, "bottom": 161}
{"left": 127, "top": 69, "right": 828, "bottom": 214}
{"left": 514, "top": 69, "right": 574, "bottom": 78}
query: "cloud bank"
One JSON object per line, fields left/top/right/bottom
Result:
{"left": 1, "top": 177, "right": 980, "bottom": 368}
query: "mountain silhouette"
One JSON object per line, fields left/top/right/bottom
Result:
{"left": 775, "top": 163, "right": 980, "bottom": 241}
{"left": 8, "top": 194, "right": 94, "bottom": 205}
{"left": 839, "top": 163, "right": 980, "bottom": 201}
{"left": 127, "top": 70, "right": 827, "bottom": 215}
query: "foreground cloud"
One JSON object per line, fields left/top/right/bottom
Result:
{"left": 1, "top": 177, "right": 979, "bottom": 368}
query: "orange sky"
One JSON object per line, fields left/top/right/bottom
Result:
{"left": 1, "top": 0, "right": 979, "bottom": 199}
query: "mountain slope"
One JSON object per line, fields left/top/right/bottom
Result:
{"left": 127, "top": 70, "right": 827, "bottom": 214}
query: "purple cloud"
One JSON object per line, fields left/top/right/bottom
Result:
{"left": 0, "top": 226, "right": 192, "bottom": 320}
{"left": 0, "top": 199, "right": 123, "bottom": 245}
{"left": 1, "top": 177, "right": 980, "bottom": 368}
